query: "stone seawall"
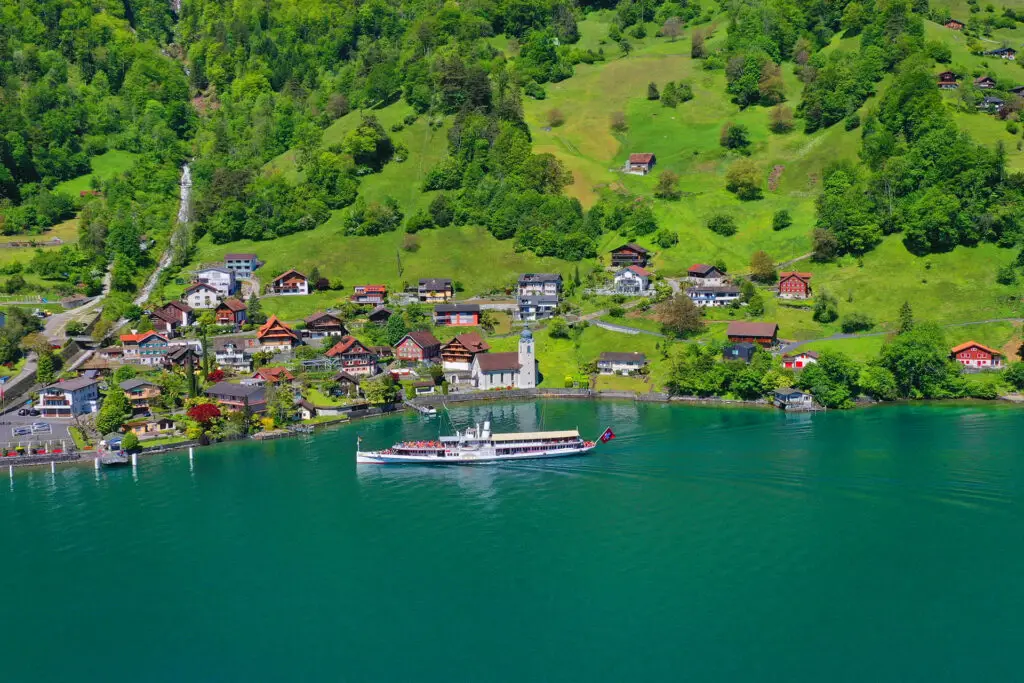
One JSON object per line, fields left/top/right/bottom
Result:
{"left": 412, "top": 388, "right": 673, "bottom": 406}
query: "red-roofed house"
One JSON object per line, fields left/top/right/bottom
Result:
{"left": 395, "top": 331, "right": 441, "bottom": 362}
{"left": 625, "top": 153, "right": 656, "bottom": 175}
{"left": 441, "top": 333, "right": 491, "bottom": 371}
{"left": 351, "top": 285, "right": 387, "bottom": 304}
{"left": 944, "top": 19, "right": 964, "bottom": 30}
{"left": 614, "top": 265, "right": 652, "bottom": 293}
{"left": 782, "top": 351, "right": 819, "bottom": 370}
{"left": 120, "top": 331, "right": 170, "bottom": 365}
{"left": 778, "top": 272, "right": 813, "bottom": 299}
{"left": 951, "top": 341, "right": 1004, "bottom": 369}
{"left": 326, "top": 336, "right": 379, "bottom": 375}
{"left": 252, "top": 366, "right": 296, "bottom": 384}
{"left": 256, "top": 316, "right": 300, "bottom": 351}
{"left": 269, "top": 269, "right": 309, "bottom": 296}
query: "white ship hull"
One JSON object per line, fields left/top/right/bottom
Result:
{"left": 356, "top": 443, "right": 596, "bottom": 465}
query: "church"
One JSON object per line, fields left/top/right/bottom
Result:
{"left": 470, "top": 328, "right": 537, "bottom": 390}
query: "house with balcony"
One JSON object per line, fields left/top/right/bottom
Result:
{"left": 418, "top": 278, "right": 454, "bottom": 303}
{"left": 351, "top": 284, "right": 387, "bottom": 305}
{"left": 434, "top": 303, "right": 480, "bottom": 327}
{"left": 441, "top": 333, "right": 491, "bottom": 372}
{"left": 120, "top": 331, "right": 170, "bottom": 365}
{"left": 37, "top": 377, "right": 101, "bottom": 418}
{"left": 149, "top": 301, "right": 194, "bottom": 337}
{"left": 256, "top": 316, "right": 301, "bottom": 352}
{"left": 120, "top": 378, "right": 161, "bottom": 413}
{"left": 224, "top": 253, "right": 259, "bottom": 277}
{"left": 183, "top": 282, "right": 221, "bottom": 309}
{"left": 610, "top": 243, "right": 649, "bottom": 268}
{"left": 686, "top": 285, "right": 741, "bottom": 307}
{"left": 518, "top": 273, "right": 563, "bottom": 298}
{"left": 517, "top": 295, "right": 559, "bottom": 321}
{"left": 214, "top": 338, "right": 253, "bottom": 372}
{"left": 597, "top": 352, "right": 648, "bottom": 375}
{"left": 614, "top": 266, "right": 651, "bottom": 294}
{"left": 195, "top": 266, "right": 236, "bottom": 297}
{"left": 687, "top": 263, "right": 728, "bottom": 286}
{"left": 395, "top": 331, "right": 442, "bottom": 363}
{"left": 215, "top": 298, "right": 247, "bottom": 327}
{"left": 205, "top": 382, "right": 267, "bottom": 413}
{"left": 326, "top": 336, "right": 379, "bottom": 375}
{"left": 269, "top": 269, "right": 309, "bottom": 296}
{"left": 304, "top": 312, "right": 346, "bottom": 339}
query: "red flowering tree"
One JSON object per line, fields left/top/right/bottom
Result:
{"left": 187, "top": 403, "right": 222, "bottom": 425}
{"left": 206, "top": 369, "right": 225, "bottom": 383}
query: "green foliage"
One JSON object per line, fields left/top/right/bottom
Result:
{"left": 706, "top": 213, "right": 738, "bottom": 237}
{"left": 362, "top": 375, "right": 401, "bottom": 404}
{"left": 343, "top": 196, "right": 404, "bottom": 236}
{"left": 121, "top": 432, "right": 140, "bottom": 452}
{"left": 719, "top": 123, "right": 750, "bottom": 152}
{"left": 384, "top": 313, "right": 409, "bottom": 346}
{"left": 797, "top": 351, "right": 861, "bottom": 408}
{"left": 112, "top": 366, "right": 138, "bottom": 385}
{"left": 247, "top": 294, "right": 266, "bottom": 325}
{"left": 654, "top": 171, "right": 682, "bottom": 200}
{"left": 1003, "top": 363, "right": 1024, "bottom": 390}
{"left": 548, "top": 317, "right": 571, "bottom": 339}
{"left": 840, "top": 313, "right": 874, "bottom": 333}
{"left": 858, "top": 364, "right": 899, "bottom": 401}
{"left": 878, "top": 323, "right": 965, "bottom": 398}
{"left": 749, "top": 251, "right": 775, "bottom": 283}
{"left": 35, "top": 349, "right": 57, "bottom": 386}
{"left": 898, "top": 301, "right": 914, "bottom": 335}
{"left": 654, "top": 228, "right": 679, "bottom": 248}
{"left": 771, "top": 210, "right": 792, "bottom": 232}
{"left": 97, "top": 389, "right": 132, "bottom": 435}
{"left": 667, "top": 344, "right": 779, "bottom": 399}
{"left": 813, "top": 290, "right": 840, "bottom": 323}
{"left": 725, "top": 159, "right": 763, "bottom": 200}
{"left": 660, "top": 293, "right": 704, "bottom": 337}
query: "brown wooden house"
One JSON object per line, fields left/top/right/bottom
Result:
{"left": 326, "top": 336, "right": 379, "bottom": 375}
{"left": 256, "top": 315, "right": 301, "bottom": 351}
{"left": 726, "top": 321, "right": 779, "bottom": 347}
{"left": 268, "top": 269, "right": 309, "bottom": 295}
{"left": 944, "top": 19, "right": 964, "bottom": 30}
{"left": 625, "top": 153, "right": 656, "bottom": 175}
{"left": 610, "top": 243, "right": 650, "bottom": 268}
{"left": 215, "top": 298, "right": 247, "bottom": 326}
{"left": 441, "top": 333, "right": 491, "bottom": 372}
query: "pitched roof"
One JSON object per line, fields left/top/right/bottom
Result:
{"left": 779, "top": 272, "right": 812, "bottom": 281}
{"left": 518, "top": 273, "right": 563, "bottom": 284}
{"left": 419, "top": 278, "right": 452, "bottom": 288}
{"left": 183, "top": 282, "right": 219, "bottom": 294}
{"left": 213, "top": 336, "right": 254, "bottom": 352}
{"left": 355, "top": 284, "right": 387, "bottom": 292}
{"left": 598, "top": 351, "right": 647, "bottom": 363}
{"left": 164, "top": 300, "right": 193, "bottom": 314}
{"left": 304, "top": 311, "right": 341, "bottom": 325}
{"left": 368, "top": 305, "right": 392, "bottom": 318}
{"left": 628, "top": 153, "right": 655, "bottom": 164}
{"left": 400, "top": 331, "right": 441, "bottom": 349}
{"left": 444, "top": 333, "right": 490, "bottom": 354}
{"left": 686, "top": 285, "right": 741, "bottom": 294}
{"left": 120, "top": 331, "right": 168, "bottom": 344}
{"left": 326, "top": 335, "right": 372, "bottom": 357}
{"left": 519, "top": 295, "right": 560, "bottom": 305}
{"left": 150, "top": 308, "right": 181, "bottom": 325}
{"left": 217, "top": 297, "right": 247, "bottom": 312}
{"left": 254, "top": 366, "right": 295, "bottom": 382}
{"left": 119, "top": 378, "right": 158, "bottom": 391}
{"left": 950, "top": 341, "right": 1003, "bottom": 356}
{"left": 476, "top": 351, "right": 521, "bottom": 372}
{"left": 782, "top": 350, "right": 820, "bottom": 360}
{"left": 687, "top": 263, "right": 720, "bottom": 275}
{"left": 165, "top": 346, "right": 198, "bottom": 362}
{"left": 434, "top": 303, "right": 480, "bottom": 313}
{"left": 622, "top": 265, "right": 651, "bottom": 277}
{"left": 225, "top": 253, "right": 258, "bottom": 260}
{"left": 256, "top": 315, "right": 299, "bottom": 341}
{"left": 44, "top": 377, "right": 98, "bottom": 391}
{"left": 197, "top": 265, "right": 233, "bottom": 275}
{"left": 727, "top": 321, "right": 779, "bottom": 338}
{"left": 271, "top": 268, "right": 306, "bottom": 283}
{"left": 205, "top": 382, "right": 265, "bottom": 400}
{"left": 613, "top": 242, "right": 649, "bottom": 254}
{"left": 333, "top": 370, "right": 360, "bottom": 384}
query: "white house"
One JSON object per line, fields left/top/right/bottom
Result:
{"left": 183, "top": 282, "right": 222, "bottom": 309}
{"left": 518, "top": 273, "right": 563, "bottom": 298}
{"left": 471, "top": 329, "right": 537, "bottom": 389}
{"left": 214, "top": 338, "right": 254, "bottom": 372}
{"left": 782, "top": 351, "right": 819, "bottom": 370}
{"left": 687, "top": 263, "right": 728, "bottom": 286}
{"left": 195, "top": 266, "right": 236, "bottom": 297}
{"left": 37, "top": 377, "right": 101, "bottom": 417}
{"left": 224, "top": 253, "right": 259, "bottom": 277}
{"left": 614, "top": 265, "right": 651, "bottom": 294}
{"left": 597, "top": 351, "right": 648, "bottom": 375}
{"left": 686, "top": 285, "right": 741, "bottom": 307}
{"left": 517, "top": 295, "right": 558, "bottom": 321}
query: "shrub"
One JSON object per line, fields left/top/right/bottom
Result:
{"left": 720, "top": 122, "right": 750, "bottom": 151}
{"left": 813, "top": 291, "right": 840, "bottom": 323}
{"left": 997, "top": 264, "right": 1017, "bottom": 284}
{"left": 706, "top": 213, "right": 738, "bottom": 236}
{"left": 121, "top": 432, "right": 139, "bottom": 451}
{"left": 654, "top": 171, "right": 682, "bottom": 200}
{"left": 654, "top": 228, "right": 678, "bottom": 248}
{"left": 844, "top": 114, "right": 861, "bottom": 131}
{"left": 405, "top": 210, "right": 435, "bottom": 233}
{"left": 547, "top": 108, "right": 566, "bottom": 127}
{"left": 840, "top": 313, "right": 874, "bottom": 333}
{"left": 608, "top": 304, "right": 625, "bottom": 318}
{"left": 1007, "top": 121, "right": 1020, "bottom": 135}
{"left": 725, "top": 159, "right": 763, "bottom": 200}
{"left": 769, "top": 105, "right": 794, "bottom": 133}
{"left": 610, "top": 111, "right": 628, "bottom": 132}
{"left": 771, "top": 209, "right": 792, "bottom": 231}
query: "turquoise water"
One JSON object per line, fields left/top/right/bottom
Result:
{"left": 4, "top": 401, "right": 1024, "bottom": 682}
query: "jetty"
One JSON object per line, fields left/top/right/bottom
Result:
{"left": 100, "top": 451, "right": 131, "bottom": 467}
{"left": 404, "top": 399, "right": 437, "bottom": 416}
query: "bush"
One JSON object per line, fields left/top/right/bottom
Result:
{"left": 706, "top": 213, "right": 738, "bottom": 236}
{"left": 997, "top": 264, "right": 1016, "bottom": 284}
{"left": 720, "top": 123, "right": 750, "bottom": 151}
{"left": 1004, "top": 362, "right": 1024, "bottom": 390}
{"left": 725, "top": 159, "right": 763, "bottom": 200}
{"left": 405, "top": 210, "right": 435, "bottom": 233}
{"left": 1007, "top": 121, "right": 1020, "bottom": 135}
{"left": 654, "top": 228, "right": 678, "bottom": 248}
{"left": 844, "top": 114, "right": 861, "bottom": 131}
{"left": 772, "top": 209, "right": 792, "bottom": 231}
{"left": 121, "top": 432, "right": 139, "bottom": 451}
{"left": 813, "top": 291, "right": 840, "bottom": 323}
{"left": 608, "top": 304, "right": 625, "bottom": 318}
{"left": 654, "top": 171, "right": 682, "bottom": 200}
{"left": 610, "top": 111, "right": 628, "bottom": 132}
{"left": 547, "top": 108, "right": 566, "bottom": 127}
{"left": 769, "top": 105, "right": 794, "bottom": 133}
{"left": 840, "top": 313, "right": 874, "bottom": 333}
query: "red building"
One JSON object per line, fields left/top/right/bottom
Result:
{"left": 326, "top": 336, "right": 379, "bottom": 375}
{"left": 782, "top": 351, "right": 818, "bottom": 370}
{"left": 625, "top": 153, "right": 656, "bottom": 175}
{"left": 727, "top": 321, "right": 779, "bottom": 347}
{"left": 944, "top": 19, "right": 964, "bottom": 30}
{"left": 395, "top": 331, "right": 441, "bottom": 362}
{"left": 951, "top": 341, "right": 1004, "bottom": 369}
{"left": 610, "top": 243, "right": 650, "bottom": 268}
{"left": 215, "top": 298, "right": 247, "bottom": 326}
{"left": 777, "top": 272, "right": 812, "bottom": 299}
{"left": 252, "top": 366, "right": 296, "bottom": 384}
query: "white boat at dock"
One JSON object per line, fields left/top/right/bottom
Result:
{"left": 356, "top": 421, "right": 606, "bottom": 465}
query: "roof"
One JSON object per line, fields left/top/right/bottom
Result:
{"left": 975, "top": 75, "right": 997, "bottom": 84}
{"left": 213, "top": 336, "right": 254, "bottom": 352}
{"left": 217, "top": 297, "right": 247, "bottom": 312}
{"left": 983, "top": 96, "right": 1005, "bottom": 104}
{"left": 119, "top": 378, "right": 157, "bottom": 391}
{"left": 419, "top": 278, "right": 452, "bottom": 288}
{"left": 951, "top": 341, "right": 1003, "bottom": 356}
{"left": 687, "top": 285, "right": 741, "bottom": 294}
{"left": 45, "top": 377, "right": 98, "bottom": 391}
{"left": 271, "top": 268, "right": 306, "bottom": 283}
{"left": 782, "top": 350, "right": 820, "bottom": 360}
{"left": 333, "top": 371, "right": 360, "bottom": 383}
{"left": 225, "top": 253, "right": 258, "bottom": 260}
{"left": 150, "top": 308, "right": 180, "bottom": 325}
{"left": 165, "top": 346, "right": 198, "bottom": 362}
{"left": 628, "top": 153, "right": 655, "bottom": 164}
{"left": 120, "top": 331, "right": 168, "bottom": 344}
{"left": 297, "top": 399, "right": 316, "bottom": 411}
{"left": 779, "top": 271, "right": 812, "bottom": 281}
{"left": 254, "top": 366, "right": 295, "bottom": 381}
{"left": 412, "top": 380, "right": 435, "bottom": 388}
{"left": 326, "top": 335, "right": 372, "bottom": 357}
{"left": 620, "top": 265, "right": 651, "bottom": 277}
{"left": 491, "top": 430, "right": 579, "bottom": 442}
{"left": 434, "top": 303, "right": 480, "bottom": 313}
{"left": 205, "top": 382, "right": 266, "bottom": 400}
{"left": 256, "top": 315, "right": 299, "bottom": 340}
{"left": 304, "top": 311, "right": 340, "bottom": 325}
{"left": 614, "top": 242, "right": 649, "bottom": 254}
{"left": 355, "top": 284, "right": 387, "bottom": 292}
{"left": 986, "top": 47, "right": 1016, "bottom": 53}
{"left": 598, "top": 352, "right": 647, "bottom": 363}
{"left": 400, "top": 330, "right": 441, "bottom": 349}
{"left": 519, "top": 295, "right": 560, "bottom": 305}
{"left": 164, "top": 301, "right": 192, "bottom": 313}
{"left": 518, "top": 273, "right": 563, "bottom": 284}
{"left": 775, "top": 387, "right": 809, "bottom": 398}
{"left": 445, "top": 333, "right": 490, "bottom": 354}
{"left": 727, "top": 321, "right": 779, "bottom": 338}
{"left": 196, "top": 265, "right": 233, "bottom": 275}
{"left": 687, "top": 263, "right": 720, "bottom": 275}
{"left": 476, "top": 351, "right": 521, "bottom": 372}
{"left": 183, "top": 282, "right": 218, "bottom": 294}
{"left": 368, "top": 305, "right": 392, "bottom": 318}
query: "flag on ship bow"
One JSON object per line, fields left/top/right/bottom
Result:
{"left": 600, "top": 427, "right": 616, "bottom": 443}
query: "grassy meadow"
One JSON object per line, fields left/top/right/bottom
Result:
{"left": 54, "top": 150, "right": 140, "bottom": 196}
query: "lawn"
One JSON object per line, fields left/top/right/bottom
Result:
{"left": 69, "top": 426, "right": 91, "bottom": 450}
{"left": 305, "top": 388, "right": 349, "bottom": 407}
{"left": 594, "top": 373, "right": 653, "bottom": 392}
{"left": 53, "top": 150, "right": 140, "bottom": 197}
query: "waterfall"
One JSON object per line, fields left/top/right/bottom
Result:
{"left": 176, "top": 163, "right": 192, "bottom": 224}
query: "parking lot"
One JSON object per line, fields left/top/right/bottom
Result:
{"left": 1, "top": 411, "right": 73, "bottom": 447}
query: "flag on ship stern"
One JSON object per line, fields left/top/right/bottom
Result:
{"left": 600, "top": 427, "right": 615, "bottom": 443}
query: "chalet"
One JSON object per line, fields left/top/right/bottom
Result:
{"left": 517, "top": 295, "right": 559, "bottom": 321}
{"left": 297, "top": 399, "right": 317, "bottom": 420}
{"left": 304, "top": 311, "right": 346, "bottom": 339}
{"left": 951, "top": 341, "right": 1004, "bottom": 369}
{"left": 434, "top": 303, "right": 480, "bottom": 327}
{"left": 610, "top": 243, "right": 650, "bottom": 268}
{"left": 944, "top": 19, "right": 965, "bottom": 30}
{"left": 120, "top": 331, "right": 170, "bottom": 365}
{"left": 985, "top": 47, "right": 1016, "bottom": 60}
{"left": 163, "top": 345, "right": 201, "bottom": 370}
{"left": 368, "top": 305, "right": 392, "bottom": 324}
{"left": 980, "top": 96, "right": 1005, "bottom": 112}
{"left": 726, "top": 321, "right": 779, "bottom": 347}
{"left": 120, "top": 379, "right": 161, "bottom": 413}
{"left": 395, "top": 331, "right": 442, "bottom": 363}
{"left": 974, "top": 75, "right": 997, "bottom": 89}
{"left": 150, "top": 301, "right": 194, "bottom": 337}
{"left": 195, "top": 266, "right": 236, "bottom": 297}
{"left": 441, "top": 333, "right": 491, "bottom": 371}
{"left": 205, "top": 382, "right": 267, "bottom": 413}
{"left": 36, "top": 377, "right": 101, "bottom": 418}
{"left": 224, "top": 253, "right": 259, "bottom": 277}
{"left": 614, "top": 265, "right": 651, "bottom": 293}
{"left": 326, "top": 336, "right": 379, "bottom": 375}
{"left": 723, "top": 342, "right": 758, "bottom": 364}
{"left": 331, "top": 371, "right": 362, "bottom": 397}
{"left": 256, "top": 316, "right": 301, "bottom": 352}
{"left": 518, "top": 273, "right": 563, "bottom": 298}
{"left": 774, "top": 388, "right": 816, "bottom": 411}
{"left": 418, "top": 278, "right": 454, "bottom": 303}
{"left": 782, "top": 351, "right": 819, "bottom": 370}
{"left": 351, "top": 284, "right": 387, "bottom": 305}
{"left": 624, "top": 153, "right": 656, "bottom": 175}
{"left": 214, "top": 338, "right": 253, "bottom": 372}
{"left": 777, "top": 272, "right": 813, "bottom": 299}
{"left": 215, "top": 298, "right": 247, "bottom": 327}
{"left": 183, "top": 282, "right": 221, "bottom": 309}
{"left": 687, "top": 263, "right": 727, "bottom": 286}
{"left": 687, "top": 285, "right": 741, "bottom": 308}
{"left": 98, "top": 346, "right": 124, "bottom": 362}
{"left": 597, "top": 352, "right": 647, "bottom": 375}
{"left": 269, "top": 269, "right": 309, "bottom": 296}
{"left": 252, "top": 366, "right": 296, "bottom": 384}
{"left": 124, "top": 417, "right": 175, "bottom": 437}
{"left": 937, "top": 71, "right": 959, "bottom": 89}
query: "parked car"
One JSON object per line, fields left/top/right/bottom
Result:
{"left": 13, "top": 427, "right": 31, "bottom": 437}
{"left": 27, "top": 409, "right": 39, "bottom": 417}
{"left": 31, "top": 422, "right": 49, "bottom": 432}
{"left": 17, "top": 409, "right": 28, "bottom": 416}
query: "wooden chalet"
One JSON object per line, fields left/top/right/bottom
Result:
{"left": 120, "top": 331, "right": 170, "bottom": 365}
{"left": 163, "top": 345, "right": 200, "bottom": 369}
{"left": 256, "top": 315, "right": 300, "bottom": 351}
{"left": 726, "top": 321, "right": 779, "bottom": 347}
{"left": 985, "top": 47, "right": 1016, "bottom": 60}
{"left": 215, "top": 298, "right": 247, "bottom": 326}
{"left": 441, "top": 333, "right": 490, "bottom": 371}
{"left": 368, "top": 305, "right": 392, "bottom": 324}
{"left": 722, "top": 342, "right": 758, "bottom": 364}
{"left": 944, "top": 19, "right": 964, "bottom": 30}
{"left": 252, "top": 366, "right": 296, "bottom": 384}
{"left": 975, "top": 75, "right": 997, "bottom": 89}
{"left": 777, "top": 272, "right": 813, "bottom": 299}
{"left": 951, "top": 341, "right": 1004, "bottom": 369}
{"left": 937, "top": 71, "right": 959, "bottom": 89}
{"left": 610, "top": 243, "right": 650, "bottom": 268}
{"left": 326, "top": 336, "right": 379, "bottom": 375}
{"left": 304, "top": 311, "right": 347, "bottom": 338}
{"left": 331, "top": 370, "right": 362, "bottom": 397}
{"left": 625, "top": 153, "right": 656, "bottom": 175}
{"left": 395, "top": 331, "right": 442, "bottom": 362}
{"left": 268, "top": 269, "right": 309, "bottom": 295}
{"left": 687, "top": 263, "right": 727, "bottom": 284}
{"left": 351, "top": 284, "right": 387, "bottom": 304}
{"left": 149, "top": 301, "right": 194, "bottom": 337}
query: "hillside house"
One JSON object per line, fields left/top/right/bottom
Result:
{"left": 937, "top": 71, "right": 959, "bottom": 89}
{"left": 256, "top": 316, "right": 300, "bottom": 351}
{"left": 120, "top": 331, "right": 170, "bottom": 365}
{"left": 205, "top": 382, "right": 267, "bottom": 413}
{"left": 951, "top": 341, "right": 1004, "bottom": 369}
{"left": 517, "top": 295, "right": 559, "bottom": 321}
{"left": 778, "top": 272, "right": 813, "bottom": 299}
{"left": 183, "top": 282, "right": 221, "bottom": 309}
{"left": 215, "top": 298, "right": 247, "bottom": 327}
{"left": 774, "top": 388, "right": 816, "bottom": 411}
{"left": 163, "top": 344, "right": 201, "bottom": 370}
{"left": 687, "top": 285, "right": 741, "bottom": 307}
{"left": 326, "top": 336, "right": 379, "bottom": 375}
{"left": 304, "top": 312, "right": 346, "bottom": 339}
{"left": 518, "top": 273, "right": 563, "bottom": 298}
{"left": 368, "top": 305, "right": 392, "bottom": 324}
{"left": 441, "top": 333, "right": 491, "bottom": 372}
{"left": 150, "top": 301, "right": 194, "bottom": 337}
{"left": 610, "top": 243, "right": 650, "bottom": 268}
{"left": 269, "top": 269, "right": 309, "bottom": 296}
{"left": 36, "top": 377, "right": 101, "bottom": 417}
{"left": 985, "top": 47, "right": 1016, "bottom": 60}
{"left": 120, "top": 379, "right": 161, "bottom": 413}
{"left": 597, "top": 352, "right": 647, "bottom": 375}
{"left": 195, "top": 266, "right": 236, "bottom": 297}
{"left": 351, "top": 284, "right": 387, "bottom": 304}
{"left": 252, "top": 366, "right": 296, "bottom": 384}
{"left": 975, "top": 75, "right": 997, "bottom": 89}
{"left": 723, "top": 342, "right": 758, "bottom": 364}
{"left": 471, "top": 329, "right": 536, "bottom": 389}
{"left": 124, "top": 417, "right": 175, "bottom": 437}
{"left": 944, "top": 19, "right": 964, "bottom": 29}
{"left": 214, "top": 338, "right": 252, "bottom": 372}
{"left": 434, "top": 303, "right": 480, "bottom": 326}
{"left": 980, "top": 96, "right": 1005, "bottom": 112}
{"left": 395, "top": 331, "right": 441, "bottom": 362}
{"left": 687, "top": 263, "right": 727, "bottom": 286}
{"left": 418, "top": 278, "right": 454, "bottom": 303}
{"left": 624, "top": 153, "right": 656, "bottom": 175}
{"left": 224, "top": 253, "right": 259, "bottom": 277}
{"left": 331, "top": 371, "right": 362, "bottom": 397}
{"left": 782, "top": 351, "right": 819, "bottom": 369}
{"left": 727, "top": 321, "right": 779, "bottom": 347}
{"left": 615, "top": 266, "right": 651, "bottom": 293}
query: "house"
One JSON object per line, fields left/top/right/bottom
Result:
{"left": 163, "top": 345, "right": 201, "bottom": 369}
{"left": 726, "top": 321, "right": 779, "bottom": 347}
{"left": 36, "top": 377, "right": 100, "bottom": 417}
{"left": 395, "top": 331, "right": 442, "bottom": 362}
{"left": 782, "top": 351, "right": 819, "bottom": 370}
{"left": 149, "top": 301, "right": 194, "bottom": 337}
{"left": 195, "top": 266, "right": 236, "bottom": 297}
{"left": 471, "top": 329, "right": 537, "bottom": 389}
{"left": 351, "top": 284, "right": 387, "bottom": 304}
{"left": 224, "top": 253, "right": 259, "bottom": 277}
{"left": 975, "top": 75, "right": 997, "bottom": 89}
{"left": 441, "top": 333, "right": 491, "bottom": 371}
{"left": 368, "top": 306, "right": 392, "bottom": 324}
{"left": 778, "top": 272, "right": 813, "bottom": 299}
{"left": 937, "top": 71, "right": 959, "bottom": 89}
{"left": 215, "top": 298, "right": 248, "bottom": 327}
{"left": 774, "top": 388, "right": 816, "bottom": 411}
{"left": 214, "top": 338, "right": 253, "bottom": 372}
{"left": 326, "top": 336, "right": 379, "bottom": 375}
{"left": 256, "top": 316, "right": 301, "bottom": 351}
{"left": 518, "top": 273, "right": 563, "bottom": 298}
{"left": 371, "top": 345, "right": 393, "bottom": 359}
{"left": 518, "top": 295, "right": 559, "bottom": 322}
{"left": 412, "top": 380, "right": 437, "bottom": 395}
{"left": 183, "top": 282, "right": 222, "bottom": 309}
{"left": 331, "top": 371, "right": 362, "bottom": 397}
{"left": 205, "top": 382, "right": 267, "bottom": 413}
{"left": 418, "top": 278, "right": 454, "bottom": 303}
{"left": 252, "top": 366, "right": 296, "bottom": 384}
{"left": 687, "top": 263, "right": 727, "bottom": 286}
{"left": 434, "top": 303, "right": 480, "bottom": 327}
{"left": 120, "top": 331, "right": 170, "bottom": 365}
{"left": 269, "top": 269, "right": 309, "bottom": 296}
{"left": 985, "top": 47, "right": 1016, "bottom": 60}
{"left": 951, "top": 341, "right": 1004, "bottom": 369}
{"left": 120, "top": 379, "right": 161, "bottom": 413}
{"left": 124, "top": 417, "right": 175, "bottom": 437}
{"left": 686, "top": 285, "right": 741, "bottom": 308}
{"left": 614, "top": 265, "right": 651, "bottom": 293}
{"left": 980, "top": 96, "right": 1005, "bottom": 112}
{"left": 624, "top": 153, "right": 656, "bottom": 175}
{"left": 297, "top": 399, "right": 317, "bottom": 421}
{"left": 597, "top": 352, "right": 647, "bottom": 375}
{"left": 1011, "top": 85, "right": 1024, "bottom": 96}
{"left": 944, "top": 18, "right": 964, "bottom": 30}
{"left": 304, "top": 312, "right": 346, "bottom": 339}
{"left": 723, "top": 342, "right": 758, "bottom": 364}
{"left": 610, "top": 243, "right": 650, "bottom": 268}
